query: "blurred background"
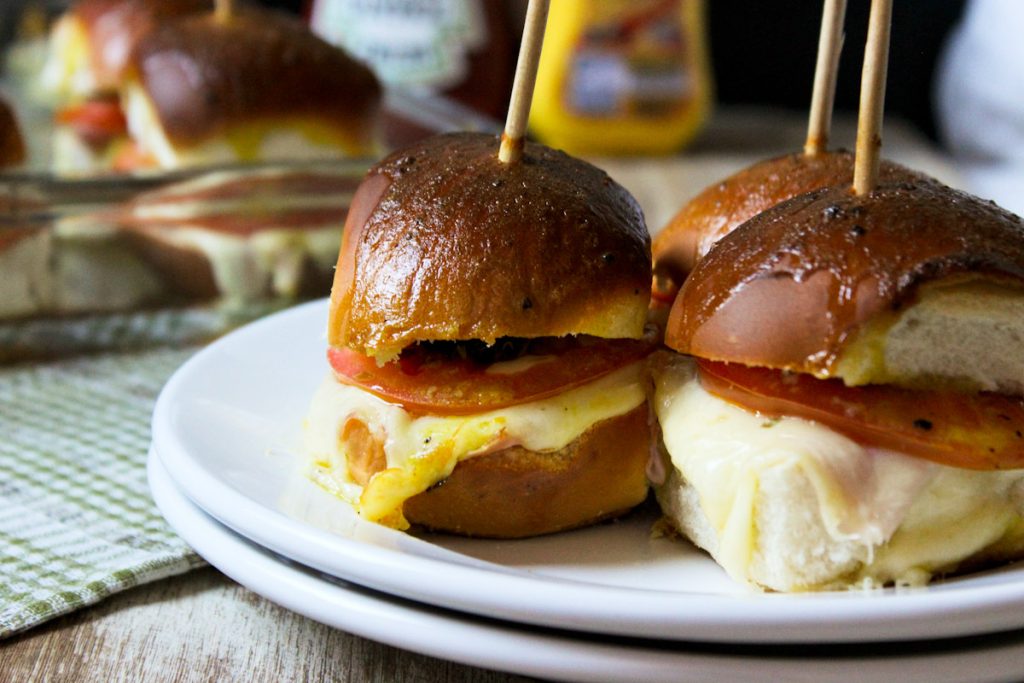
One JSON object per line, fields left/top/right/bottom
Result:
{"left": 0, "top": 0, "right": 973, "bottom": 143}
{"left": 0, "top": 0, "right": 1020, "bottom": 329}
{"left": 256, "top": 0, "right": 966, "bottom": 141}
{"left": 708, "top": 0, "right": 964, "bottom": 143}
{"left": 3, "top": 0, "right": 1020, "bottom": 212}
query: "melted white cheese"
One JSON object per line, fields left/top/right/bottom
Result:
{"left": 304, "top": 361, "right": 647, "bottom": 529}
{"left": 653, "top": 354, "right": 1024, "bottom": 588}
{"left": 130, "top": 224, "right": 340, "bottom": 302}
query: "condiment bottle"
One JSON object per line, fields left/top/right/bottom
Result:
{"left": 309, "top": 0, "right": 512, "bottom": 119}
{"left": 529, "top": 0, "right": 712, "bottom": 155}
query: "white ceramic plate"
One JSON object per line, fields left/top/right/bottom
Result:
{"left": 152, "top": 300, "right": 1024, "bottom": 644}
{"left": 150, "top": 449, "right": 1024, "bottom": 683}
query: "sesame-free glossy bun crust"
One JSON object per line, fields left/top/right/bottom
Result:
{"left": 71, "top": 0, "right": 210, "bottom": 87}
{"left": 129, "top": 9, "right": 380, "bottom": 146}
{"left": 652, "top": 151, "right": 923, "bottom": 284}
{"left": 329, "top": 132, "right": 651, "bottom": 356}
{"left": 666, "top": 180, "right": 1024, "bottom": 375}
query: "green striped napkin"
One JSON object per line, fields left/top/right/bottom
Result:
{"left": 0, "top": 346, "right": 204, "bottom": 638}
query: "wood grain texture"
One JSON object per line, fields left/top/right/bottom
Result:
{"left": 0, "top": 568, "right": 534, "bottom": 683}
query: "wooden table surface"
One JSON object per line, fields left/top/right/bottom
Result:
{"left": 0, "top": 111, "right": 959, "bottom": 683}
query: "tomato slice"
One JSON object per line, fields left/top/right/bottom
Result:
{"left": 112, "top": 141, "right": 158, "bottom": 171}
{"left": 329, "top": 336, "right": 654, "bottom": 415}
{"left": 56, "top": 99, "right": 128, "bottom": 143}
{"left": 696, "top": 359, "right": 1024, "bottom": 470}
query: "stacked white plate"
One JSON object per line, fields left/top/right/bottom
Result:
{"left": 149, "top": 300, "right": 1024, "bottom": 683}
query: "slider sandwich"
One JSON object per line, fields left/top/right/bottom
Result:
{"left": 651, "top": 178, "right": 1024, "bottom": 591}
{"left": 305, "top": 132, "right": 654, "bottom": 538}
{"left": 120, "top": 8, "right": 381, "bottom": 170}
{"left": 43, "top": 0, "right": 381, "bottom": 172}
{"left": 118, "top": 166, "right": 361, "bottom": 303}
{"left": 0, "top": 165, "right": 356, "bottom": 320}
{"left": 5, "top": 180, "right": 160, "bottom": 318}
{"left": 0, "top": 189, "right": 161, "bottom": 320}
{"left": 42, "top": 0, "right": 210, "bottom": 172}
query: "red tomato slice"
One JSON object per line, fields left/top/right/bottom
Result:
{"left": 56, "top": 100, "right": 128, "bottom": 142}
{"left": 112, "top": 141, "right": 158, "bottom": 171}
{"left": 697, "top": 359, "right": 1024, "bottom": 470}
{"left": 329, "top": 336, "right": 654, "bottom": 415}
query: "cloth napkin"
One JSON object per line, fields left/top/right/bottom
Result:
{"left": 0, "top": 344, "right": 205, "bottom": 638}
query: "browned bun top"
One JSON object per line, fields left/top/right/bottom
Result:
{"left": 652, "top": 150, "right": 924, "bottom": 285}
{"left": 666, "top": 179, "right": 1024, "bottom": 374}
{"left": 71, "top": 0, "right": 211, "bottom": 87}
{"left": 0, "top": 96, "right": 25, "bottom": 167}
{"left": 128, "top": 8, "right": 381, "bottom": 146}
{"left": 329, "top": 132, "right": 651, "bottom": 358}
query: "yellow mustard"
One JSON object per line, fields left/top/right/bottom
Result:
{"left": 530, "top": 0, "right": 713, "bottom": 155}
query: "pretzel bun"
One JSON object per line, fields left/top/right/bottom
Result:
{"left": 74, "top": 0, "right": 209, "bottom": 88}
{"left": 667, "top": 178, "right": 1024, "bottom": 391}
{"left": 42, "top": 0, "right": 209, "bottom": 102}
{"left": 307, "top": 132, "right": 654, "bottom": 538}
{"left": 652, "top": 151, "right": 924, "bottom": 284}
{"left": 123, "top": 8, "right": 381, "bottom": 166}
{"left": 653, "top": 178, "right": 1024, "bottom": 591}
{"left": 329, "top": 132, "right": 652, "bottom": 361}
{"left": 370, "top": 406, "right": 650, "bottom": 539}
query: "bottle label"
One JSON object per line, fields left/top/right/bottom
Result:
{"left": 311, "top": 0, "right": 486, "bottom": 91}
{"left": 565, "top": 0, "right": 694, "bottom": 118}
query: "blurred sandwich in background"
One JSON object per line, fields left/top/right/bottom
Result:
{"left": 0, "top": 162, "right": 362, "bottom": 320}
{"left": 41, "top": 0, "right": 382, "bottom": 174}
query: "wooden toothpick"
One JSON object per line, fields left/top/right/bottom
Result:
{"left": 853, "top": 0, "right": 893, "bottom": 195}
{"left": 214, "top": 0, "right": 234, "bottom": 23}
{"left": 804, "top": 0, "right": 848, "bottom": 157}
{"left": 498, "top": 0, "right": 550, "bottom": 165}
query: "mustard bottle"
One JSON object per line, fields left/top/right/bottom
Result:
{"left": 529, "top": 0, "right": 712, "bottom": 155}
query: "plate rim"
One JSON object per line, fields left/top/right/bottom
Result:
{"left": 148, "top": 449, "right": 1024, "bottom": 683}
{"left": 151, "top": 299, "right": 1024, "bottom": 644}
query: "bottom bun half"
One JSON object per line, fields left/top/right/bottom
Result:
{"left": 404, "top": 406, "right": 651, "bottom": 538}
{"left": 652, "top": 353, "right": 1024, "bottom": 592}
{"left": 304, "top": 362, "right": 653, "bottom": 539}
